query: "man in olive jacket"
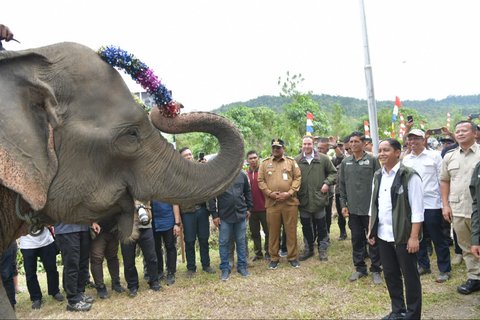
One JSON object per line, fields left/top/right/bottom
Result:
{"left": 295, "top": 136, "right": 337, "bottom": 261}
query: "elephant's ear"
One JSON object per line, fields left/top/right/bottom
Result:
{"left": 0, "top": 51, "right": 61, "bottom": 210}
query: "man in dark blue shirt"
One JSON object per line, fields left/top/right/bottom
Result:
{"left": 212, "top": 171, "right": 253, "bottom": 281}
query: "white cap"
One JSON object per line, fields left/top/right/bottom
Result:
{"left": 407, "top": 129, "right": 425, "bottom": 138}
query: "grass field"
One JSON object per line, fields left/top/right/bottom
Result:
{"left": 13, "top": 216, "right": 480, "bottom": 319}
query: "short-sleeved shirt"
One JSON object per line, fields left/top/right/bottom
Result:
{"left": 440, "top": 143, "right": 480, "bottom": 218}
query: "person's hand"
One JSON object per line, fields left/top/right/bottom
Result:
{"left": 442, "top": 206, "right": 452, "bottom": 223}
{"left": 269, "top": 191, "right": 280, "bottom": 200}
{"left": 213, "top": 217, "right": 220, "bottom": 228}
{"left": 341, "top": 207, "right": 349, "bottom": 218}
{"left": 320, "top": 183, "right": 329, "bottom": 193}
{"left": 91, "top": 222, "right": 101, "bottom": 234}
{"left": 246, "top": 211, "right": 251, "bottom": 220}
{"left": 0, "top": 24, "right": 13, "bottom": 42}
{"left": 405, "top": 119, "right": 414, "bottom": 130}
{"left": 367, "top": 236, "right": 376, "bottom": 246}
{"left": 173, "top": 225, "right": 181, "bottom": 236}
{"left": 471, "top": 245, "right": 480, "bottom": 258}
{"left": 407, "top": 236, "right": 420, "bottom": 253}
{"left": 276, "top": 192, "right": 291, "bottom": 202}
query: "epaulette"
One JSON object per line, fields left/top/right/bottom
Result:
{"left": 444, "top": 147, "right": 458, "bottom": 155}
{"left": 261, "top": 157, "right": 271, "bottom": 162}
{"left": 286, "top": 156, "right": 295, "bottom": 160}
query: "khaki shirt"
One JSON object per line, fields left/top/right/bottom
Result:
{"left": 258, "top": 155, "right": 301, "bottom": 208}
{"left": 441, "top": 143, "right": 480, "bottom": 218}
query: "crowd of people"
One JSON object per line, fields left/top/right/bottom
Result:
{"left": 1, "top": 23, "right": 480, "bottom": 319}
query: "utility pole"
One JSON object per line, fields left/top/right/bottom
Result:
{"left": 359, "top": 0, "right": 379, "bottom": 155}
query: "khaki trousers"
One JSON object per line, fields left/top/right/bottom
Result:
{"left": 453, "top": 216, "right": 480, "bottom": 279}
{"left": 267, "top": 202, "right": 299, "bottom": 261}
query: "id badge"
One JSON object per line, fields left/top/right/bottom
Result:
{"left": 282, "top": 172, "right": 288, "bottom": 181}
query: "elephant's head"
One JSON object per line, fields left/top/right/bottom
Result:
{"left": 0, "top": 42, "right": 244, "bottom": 240}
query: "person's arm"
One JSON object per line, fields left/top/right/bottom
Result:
{"left": 323, "top": 158, "right": 337, "bottom": 192}
{"left": 338, "top": 160, "right": 349, "bottom": 217}
{"left": 407, "top": 223, "right": 422, "bottom": 253}
{"left": 407, "top": 173, "right": 424, "bottom": 253}
{"left": 258, "top": 160, "right": 274, "bottom": 198}
{"left": 243, "top": 173, "right": 254, "bottom": 214}
{"left": 173, "top": 205, "right": 181, "bottom": 236}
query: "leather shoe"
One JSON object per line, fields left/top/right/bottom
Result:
{"left": 128, "top": 287, "right": 138, "bottom": 297}
{"left": 349, "top": 271, "right": 367, "bottom": 282}
{"left": 457, "top": 279, "right": 480, "bottom": 295}
{"left": 381, "top": 311, "right": 406, "bottom": 320}
{"left": 52, "top": 292, "right": 65, "bottom": 302}
{"left": 32, "top": 299, "right": 43, "bottom": 310}
{"left": 417, "top": 266, "right": 432, "bottom": 276}
{"left": 252, "top": 255, "right": 263, "bottom": 262}
{"left": 299, "top": 250, "right": 314, "bottom": 261}
{"left": 203, "top": 266, "right": 216, "bottom": 274}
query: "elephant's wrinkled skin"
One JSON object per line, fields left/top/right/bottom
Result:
{"left": 0, "top": 42, "right": 244, "bottom": 318}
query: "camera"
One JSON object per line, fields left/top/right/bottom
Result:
{"left": 429, "top": 128, "right": 443, "bottom": 135}
{"left": 198, "top": 152, "right": 205, "bottom": 162}
{"left": 137, "top": 205, "right": 149, "bottom": 225}
{"left": 407, "top": 115, "right": 413, "bottom": 122}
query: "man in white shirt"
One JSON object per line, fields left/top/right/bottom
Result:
{"left": 368, "top": 138, "right": 424, "bottom": 320}
{"left": 403, "top": 129, "right": 452, "bottom": 283}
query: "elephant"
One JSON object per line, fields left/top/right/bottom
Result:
{"left": 0, "top": 42, "right": 244, "bottom": 318}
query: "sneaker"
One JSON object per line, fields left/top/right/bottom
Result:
{"left": 31, "top": 299, "right": 43, "bottom": 310}
{"left": 417, "top": 266, "right": 432, "bottom": 276}
{"left": 452, "top": 253, "right": 463, "bottom": 265}
{"left": 436, "top": 272, "right": 451, "bottom": 283}
{"left": 149, "top": 281, "right": 161, "bottom": 291}
{"left": 220, "top": 269, "right": 230, "bottom": 281}
{"left": 96, "top": 284, "right": 108, "bottom": 299}
{"left": 128, "top": 287, "right": 138, "bottom": 298}
{"left": 52, "top": 292, "right": 65, "bottom": 302}
{"left": 166, "top": 273, "right": 176, "bottom": 286}
{"left": 81, "top": 293, "right": 94, "bottom": 304}
{"left": 279, "top": 250, "right": 288, "bottom": 258}
{"left": 237, "top": 268, "right": 250, "bottom": 277}
{"left": 289, "top": 260, "right": 300, "bottom": 268}
{"left": 349, "top": 271, "right": 368, "bottom": 282}
{"left": 299, "top": 250, "right": 314, "bottom": 261}
{"left": 203, "top": 266, "right": 216, "bottom": 274}
{"left": 372, "top": 272, "right": 383, "bottom": 285}
{"left": 268, "top": 261, "right": 279, "bottom": 270}
{"left": 112, "top": 283, "right": 126, "bottom": 293}
{"left": 186, "top": 269, "right": 196, "bottom": 278}
{"left": 319, "top": 250, "right": 328, "bottom": 261}
{"left": 66, "top": 300, "right": 92, "bottom": 312}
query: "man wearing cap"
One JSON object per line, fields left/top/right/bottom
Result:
{"left": 338, "top": 131, "right": 383, "bottom": 284}
{"left": 441, "top": 121, "right": 480, "bottom": 294}
{"left": 403, "top": 129, "right": 452, "bottom": 283}
{"left": 258, "top": 139, "right": 302, "bottom": 269}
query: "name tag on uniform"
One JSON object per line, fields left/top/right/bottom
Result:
{"left": 282, "top": 172, "right": 288, "bottom": 181}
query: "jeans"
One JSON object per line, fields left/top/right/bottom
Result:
{"left": 90, "top": 230, "right": 121, "bottom": 287}
{"left": 417, "top": 209, "right": 451, "bottom": 273}
{"left": 153, "top": 228, "right": 177, "bottom": 276}
{"left": 219, "top": 219, "right": 247, "bottom": 272}
{"left": 181, "top": 207, "right": 211, "bottom": 271}
{"left": 1, "top": 242, "right": 17, "bottom": 308}
{"left": 56, "top": 231, "right": 90, "bottom": 304}
{"left": 21, "top": 242, "right": 60, "bottom": 301}
{"left": 121, "top": 228, "right": 158, "bottom": 289}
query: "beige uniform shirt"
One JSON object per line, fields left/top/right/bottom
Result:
{"left": 440, "top": 143, "right": 480, "bottom": 218}
{"left": 258, "top": 155, "right": 302, "bottom": 208}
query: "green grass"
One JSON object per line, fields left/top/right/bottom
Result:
{"left": 13, "top": 216, "right": 480, "bottom": 319}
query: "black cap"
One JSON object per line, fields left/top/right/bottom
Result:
{"left": 271, "top": 139, "right": 285, "bottom": 147}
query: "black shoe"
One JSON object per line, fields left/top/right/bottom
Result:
{"left": 203, "top": 266, "right": 216, "bottom": 274}
{"left": 318, "top": 250, "right": 328, "bottom": 261}
{"left": 81, "top": 293, "right": 94, "bottom": 304}
{"left": 166, "top": 273, "right": 175, "bottom": 286}
{"left": 112, "top": 283, "right": 126, "bottom": 293}
{"left": 279, "top": 250, "right": 288, "bottom": 258}
{"left": 417, "top": 266, "right": 432, "bottom": 276}
{"left": 338, "top": 233, "right": 347, "bottom": 241}
{"left": 289, "top": 260, "right": 300, "bottom": 268}
{"left": 252, "top": 255, "right": 263, "bottom": 262}
{"left": 86, "top": 280, "right": 96, "bottom": 289}
{"left": 32, "top": 299, "right": 43, "bottom": 310}
{"left": 268, "top": 261, "right": 279, "bottom": 270}
{"left": 264, "top": 254, "right": 271, "bottom": 260}
{"left": 96, "top": 284, "right": 108, "bottom": 299}
{"left": 66, "top": 300, "right": 92, "bottom": 312}
{"left": 186, "top": 269, "right": 196, "bottom": 278}
{"left": 52, "top": 292, "right": 65, "bottom": 302}
{"left": 381, "top": 311, "right": 406, "bottom": 320}
{"left": 149, "top": 281, "right": 161, "bottom": 291}
{"left": 299, "top": 250, "right": 314, "bottom": 261}
{"left": 457, "top": 279, "right": 480, "bottom": 295}
{"left": 128, "top": 287, "right": 138, "bottom": 297}
{"left": 144, "top": 274, "right": 150, "bottom": 282}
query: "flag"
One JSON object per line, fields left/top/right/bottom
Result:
{"left": 306, "top": 111, "right": 314, "bottom": 134}
{"left": 364, "top": 120, "right": 370, "bottom": 138}
{"left": 447, "top": 112, "right": 451, "bottom": 130}
{"left": 391, "top": 96, "right": 402, "bottom": 138}
{"left": 399, "top": 113, "right": 406, "bottom": 139}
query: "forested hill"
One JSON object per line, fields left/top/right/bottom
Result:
{"left": 214, "top": 94, "right": 480, "bottom": 118}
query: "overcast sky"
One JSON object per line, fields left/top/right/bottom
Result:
{"left": 3, "top": 0, "right": 480, "bottom": 112}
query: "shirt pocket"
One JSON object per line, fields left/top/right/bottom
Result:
{"left": 449, "top": 194, "right": 462, "bottom": 212}
{"left": 423, "top": 160, "right": 436, "bottom": 174}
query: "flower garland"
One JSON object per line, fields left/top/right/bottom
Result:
{"left": 98, "top": 46, "right": 181, "bottom": 117}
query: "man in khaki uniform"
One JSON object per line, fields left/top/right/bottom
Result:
{"left": 258, "top": 139, "right": 302, "bottom": 269}
{"left": 441, "top": 121, "right": 480, "bottom": 295}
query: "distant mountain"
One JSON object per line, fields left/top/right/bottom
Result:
{"left": 214, "top": 94, "right": 480, "bottom": 118}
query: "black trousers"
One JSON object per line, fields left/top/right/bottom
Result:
{"left": 21, "top": 242, "right": 60, "bottom": 301}
{"left": 249, "top": 211, "right": 269, "bottom": 257}
{"left": 325, "top": 196, "right": 334, "bottom": 234}
{"left": 90, "top": 230, "right": 121, "bottom": 287}
{"left": 121, "top": 228, "right": 158, "bottom": 290}
{"left": 153, "top": 228, "right": 177, "bottom": 276}
{"left": 378, "top": 238, "right": 422, "bottom": 320}
{"left": 300, "top": 214, "right": 329, "bottom": 251}
{"left": 349, "top": 214, "right": 381, "bottom": 273}
{"left": 335, "top": 194, "right": 347, "bottom": 236}
{"left": 56, "top": 231, "right": 90, "bottom": 304}
{"left": 0, "top": 242, "right": 17, "bottom": 308}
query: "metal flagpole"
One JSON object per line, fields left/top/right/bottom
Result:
{"left": 359, "top": 0, "right": 379, "bottom": 155}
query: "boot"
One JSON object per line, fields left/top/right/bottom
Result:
{"left": 319, "top": 249, "right": 328, "bottom": 261}
{"left": 299, "top": 248, "right": 314, "bottom": 261}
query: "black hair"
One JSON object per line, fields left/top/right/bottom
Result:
{"left": 178, "top": 147, "right": 190, "bottom": 154}
{"left": 380, "top": 138, "right": 402, "bottom": 151}
{"left": 454, "top": 120, "right": 476, "bottom": 132}
{"left": 349, "top": 131, "right": 365, "bottom": 141}
{"left": 246, "top": 150, "right": 258, "bottom": 157}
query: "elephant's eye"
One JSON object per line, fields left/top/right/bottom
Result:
{"left": 114, "top": 127, "right": 140, "bottom": 155}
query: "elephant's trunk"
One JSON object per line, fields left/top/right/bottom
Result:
{"left": 149, "top": 108, "right": 244, "bottom": 205}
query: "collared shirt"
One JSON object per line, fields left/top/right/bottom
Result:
{"left": 375, "top": 162, "right": 424, "bottom": 242}
{"left": 303, "top": 152, "right": 314, "bottom": 165}
{"left": 402, "top": 148, "right": 443, "bottom": 209}
{"left": 440, "top": 143, "right": 480, "bottom": 218}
